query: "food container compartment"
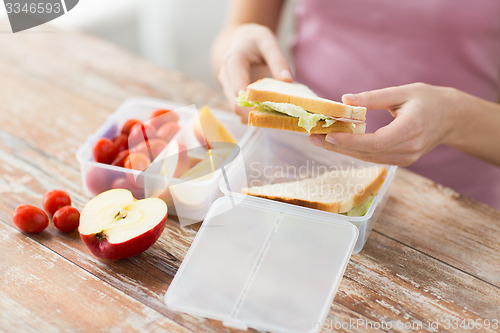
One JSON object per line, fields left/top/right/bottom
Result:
{"left": 165, "top": 195, "right": 359, "bottom": 333}
{"left": 220, "top": 129, "right": 397, "bottom": 253}
{"left": 76, "top": 97, "right": 253, "bottom": 222}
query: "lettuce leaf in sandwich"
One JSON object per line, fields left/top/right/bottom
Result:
{"left": 237, "top": 91, "right": 336, "bottom": 133}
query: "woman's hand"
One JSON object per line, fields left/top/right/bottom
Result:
{"left": 309, "top": 83, "right": 462, "bottom": 166}
{"left": 214, "top": 23, "right": 292, "bottom": 122}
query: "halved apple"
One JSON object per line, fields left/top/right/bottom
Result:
{"left": 79, "top": 189, "right": 167, "bottom": 260}
{"left": 193, "top": 106, "right": 237, "bottom": 149}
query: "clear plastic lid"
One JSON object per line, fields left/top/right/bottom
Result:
{"left": 164, "top": 196, "right": 358, "bottom": 333}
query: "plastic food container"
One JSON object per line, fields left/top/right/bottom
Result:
{"left": 165, "top": 129, "right": 397, "bottom": 333}
{"left": 220, "top": 129, "right": 397, "bottom": 254}
{"left": 76, "top": 97, "right": 254, "bottom": 222}
{"left": 165, "top": 196, "right": 358, "bottom": 333}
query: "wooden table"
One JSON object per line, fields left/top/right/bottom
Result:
{"left": 1, "top": 26, "right": 499, "bottom": 333}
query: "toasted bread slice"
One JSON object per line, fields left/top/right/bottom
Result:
{"left": 245, "top": 78, "right": 366, "bottom": 120}
{"left": 249, "top": 109, "right": 366, "bottom": 134}
{"left": 242, "top": 166, "right": 387, "bottom": 214}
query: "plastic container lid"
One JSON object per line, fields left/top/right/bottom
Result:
{"left": 164, "top": 195, "right": 358, "bottom": 333}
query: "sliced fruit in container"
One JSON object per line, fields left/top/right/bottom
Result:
{"left": 181, "top": 149, "right": 230, "bottom": 181}
{"left": 142, "top": 140, "right": 190, "bottom": 204}
{"left": 193, "top": 106, "right": 237, "bottom": 149}
{"left": 160, "top": 140, "right": 190, "bottom": 178}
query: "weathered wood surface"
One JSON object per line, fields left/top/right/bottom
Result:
{"left": 0, "top": 24, "right": 499, "bottom": 333}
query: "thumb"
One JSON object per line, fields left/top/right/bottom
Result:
{"left": 342, "top": 86, "right": 410, "bottom": 110}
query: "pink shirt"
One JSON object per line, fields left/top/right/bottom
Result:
{"left": 292, "top": 0, "right": 500, "bottom": 209}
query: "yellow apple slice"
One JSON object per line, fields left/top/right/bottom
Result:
{"left": 193, "top": 106, "right": 237, "bottom": 148}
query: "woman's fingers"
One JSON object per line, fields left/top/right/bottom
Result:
{"left": 325, "top": 113, "right": 416, "bottom": 152}
{"left": 310, "top": 83, "right": 459, "bottom": 165}
{"left": 342, "top": 84, "right": 414, "bottom": 111}
{"left": 309, "top": 134, "right": 419, "bottom": 166}
{"left": 216, "top": 24, "right": 291, "bottom": 122}
{"left": 309, "top": 110, "right": 426, "bottom": 165}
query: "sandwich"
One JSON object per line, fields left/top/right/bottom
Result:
{"left": 242, "top": 166, "right": 387, "bottom": 216}
{"left": 237, "top": 78, "right": 366, "bottom": 134}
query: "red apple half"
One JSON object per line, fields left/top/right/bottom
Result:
{"left": 79, "top": 189, "right": 167, "bottom": 260}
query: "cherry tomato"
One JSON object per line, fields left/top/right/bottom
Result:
{"left": 121, "top": 119, "right": 142, "bottom": 136}
{"left": 92, "top": 138, "right": 117, "bottom": 164}
{"left": 124, "top": 152, "right": 151, "bottom": 188}
{"left": 113, "top": 134, "right": 129, "bottom": 152}
{"left": 124, "top": 152, "right": 151, "bottom": 172}
{"left": 111, "top": 149, "right": 130, "bottom": 167}
{"left": 128, "top": 123, "right": 156, "bottom": 147}
{"left": 12, "top": 204, "right": 49, "bottom": 233}
{"left": 42, "top": 189, "right": 71, "bottom": 216}
{"left": 134, "top": 139, "right": 167, "bottom": 161}
{"left": 53, "top": 206, "right": 80, "bottom": 233}
{"left": 149, "top": 109, "right": 172, "bottom": 119}
{"left": 148, "top": 110, "right": 180, "bottom": 130}
{"left": 156, "top": 122, "right": 181, "bottom": 143}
